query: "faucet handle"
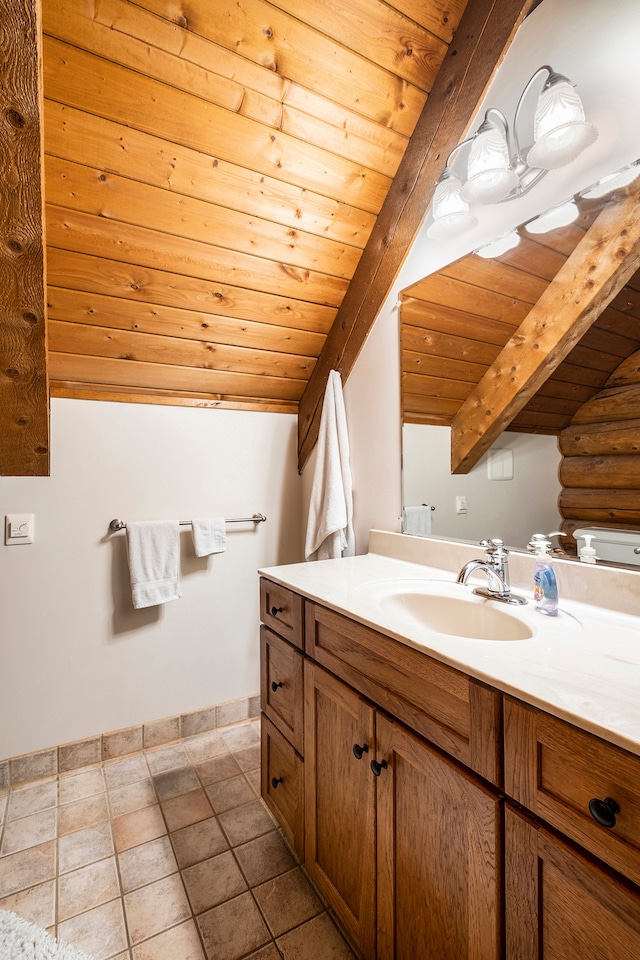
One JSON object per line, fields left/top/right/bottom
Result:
{"left": 480, "top": 538, "right": 507, "bottom": 554}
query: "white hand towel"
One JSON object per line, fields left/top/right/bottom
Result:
{"left": 305, "top": 370, "right": 355, "bottom": 561}
{"left": 402, "top": 505, "right": 432, "bottom": 537}
{"left": 191, "top": 518, "right": 227, "bottom": 557}
{"left": 126, "top": 520, "right": 181, "bottom": 609}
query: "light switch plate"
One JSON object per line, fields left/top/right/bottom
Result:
{"left": 5, "top": 514, "right": 34, "bottom": 545}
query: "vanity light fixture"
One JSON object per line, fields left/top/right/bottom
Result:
{"left": 475, "top": 230, "right": 521, "bottom": 258}
{"left": 579, "top": 160, "right": 640, "bottom": 199}
{"left": 427, "top": 65, "right": 598, "bottom": 241}
{"left": 524, "top": 199, "right": 580, "bottom": 234}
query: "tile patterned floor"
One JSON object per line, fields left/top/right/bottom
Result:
{"left": 0, "top": 719, "right": 356, "bottom": 960}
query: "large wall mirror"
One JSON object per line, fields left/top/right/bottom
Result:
{"left": 399, "top": 184, "right": 640, "bottom": 564}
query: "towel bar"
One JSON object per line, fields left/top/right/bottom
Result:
{"left": 109, "top": 513, "right": 266, "bottom": 533}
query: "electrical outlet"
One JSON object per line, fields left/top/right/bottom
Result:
{"left": 455, "top": 496, "right": 467, "bottom": 515}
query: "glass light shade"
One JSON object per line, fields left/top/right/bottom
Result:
{"left": 527, "top": 79, "right": 597, "bottom": 170}
{"left": 475, "top": 230, "right": 521, "bottom": 258}
{"left": 427, "top": 173, "right": 477, "bottom": 241}
{"left": 461, "top": 125, "right": 519, "bottom": 203}
{"left": 524, "top": 200, "right": 579, "bottom": 234}
{"left": 580, "top": 162, "right": 640, "bottom": 199}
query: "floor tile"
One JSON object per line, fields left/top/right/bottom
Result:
{"left": 277, "top": 912, "right": 356, "bottom": 959}
{"left": 1, "top": 807, "right": 57, "bottom": 855}
{"left": 0, "top": 794, "right": 6, "bottom": 823}
{"left": 118, "top": 835, "right": 178, "bottom": 893}
{"left": 254, "top": 867, "right": 323, "bottom": 937}
{"left": 196, "top": 754, "right": 242, "bottom": 786}
{"left": 145, "top": 744, "right": 189, "bottom": 775}
{"left": 182, "top": 850, "right": 247, "bottom": 914}
{"left": 58, "top": 768, "right": 105, "bottom": 805}
{"left": 234, "top": 744, "right": 261, "bottom": 772}
{"left": 197, "top": 891, "right": 271, "bottom": 960}
{"left": 245, "top": 767, "right": 261, "bottom": 795}
{"left": 131, "top": 919, "right": 205, "bottom": 960}
{"left": 234, "top": 830, "right": 297, "bottom": 887}
{"left": 108, "top": 778, "right": 157, "bottom": 818}
{"left": 104, "top": 755, "right": 150, "bottom": 790}
{"left": 58, "top": 793, "right": 109, "bottom": 836}
{"left": 170, "top": 816, "right": 228, "bottom": 870}
{"left": 0, "top": 840, "right": 56, "bottom": 898}
{"left": 220, "top": 723, "right": 260, "bottom": 751}
{"left": 206, "top": 774, "right": 255, "bottom": 814}
{"left": 58, "top": 897, "right": 128, "bottom": 960}
{"left": 245, "top": 947, "right": 282, "bottom": 960}
{"left": 7, "top": 781, "right": 57, "bottom": 819}
{"left": 58, "top": 856, "right": 120, "bottom": 921}
{"left": 183, "top": 731, "right": 228, "bottom": 764}
{"left": 161, "top": 789, "right": 213, "bottom": 832}
{"left": 112, "top": 804, "right": 166, "bottom": 853}
{"left": 123, "top": 872, "right": 191, "bottom": 944}
{"left": 218, "top": 799, "right": 276, "bottom": 847}
{"left": 152, "top": 766, "right": 200, "bottom": 801}
{"left": 58, "top": 821, "right": 114, "bottom": 873}
{"left": 0, "top": 878, "right": 55, "bottom": 928}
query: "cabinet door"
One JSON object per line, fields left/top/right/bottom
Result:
{"left": 376, "top": 713, "right": 501, "bottom": 960}
{"left": 506, "top": 805, "right": 640, "bottom": 959}
{"left": 304, "top": 661, "right": 376, "bottom": 959}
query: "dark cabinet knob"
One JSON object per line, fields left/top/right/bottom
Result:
{"left": 271, "top": 776, "right": 283, "bottom": 789}
{"left": 589, "top": 797, "right": 620, "bottom": 828}
{"left": 270, "top": 605, "right": 283, "bottom": 617}
{"left": 352, "top": 743, "right": 369, "bottom": 760}
{"left": 271, "top": 680, "right": 283, "bottom": 692}
{"left": 370, "top": 758, "right": 388, "bottom": 777}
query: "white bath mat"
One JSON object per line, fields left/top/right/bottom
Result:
{"left": 0, "top": 910, "right": 94, "bottom": 960}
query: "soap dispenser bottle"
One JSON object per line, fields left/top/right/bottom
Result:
{"left": 579, "top": 534, "right": 598, "bottom": 564}
{"left": 528, "top": 533, "right": 558, "bottom": 617}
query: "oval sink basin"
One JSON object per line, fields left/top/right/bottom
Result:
{"left": 379, "top": 590, "right": 533, "bottom": 641}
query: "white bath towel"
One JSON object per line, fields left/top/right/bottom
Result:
{"left": 126, "top": 520, "right": 181, "bottom": 609}
{"left": 191, "top": 518, "right": 227, "bottom": 557}
{"left": 402, "top": 505, "right": 432, "bottom": 536}
{"left": 305, "top": 370, "right": 355, "bottom": 561}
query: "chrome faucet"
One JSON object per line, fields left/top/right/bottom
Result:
{"left": 457, "top": 538, "right": 527, "bottom": 605}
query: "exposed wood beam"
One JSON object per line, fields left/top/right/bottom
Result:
{"left": 297, "top": 0, "right": 539, "bottom": 471}
{"left": 0, "top": 0, "right": 49, "bottom": 476}
{"left": 450, "top": 179, "right": 640, "bottom": 474}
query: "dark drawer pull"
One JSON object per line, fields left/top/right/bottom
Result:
{"left": 352, "top": 743, "right": 369, "bottom": 760}
{"left": 371, "top": 758, "right": 388, "bottom": 777}
{"left": 270, "top": 605, "right": 283, "bottom": 617}
{"left": 271, "top": 776, "right": 283, "bottom": 789}
{"left": 271, "top": 680, "right": 283, "bottom": 692}
{"left": 589, "top": 797, "right": 620, "bottom": 828}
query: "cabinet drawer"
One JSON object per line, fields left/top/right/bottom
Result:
{"left": 505, "top": 697, "right": 640, "bottom": 886}
{"left": 306, "top": 601, "right": 502, "bottom": 785}
{"left": 260, "top": 626, "right": 304, "bottom": 754}
{"left": 261, "top": 714, "right": 304, "bottom": 857}
{"left": 260, "top": 578, "right": 304, "bottom": 649}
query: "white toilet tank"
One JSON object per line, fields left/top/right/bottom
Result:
{"left": 574, "top": 527, "right": 640, "bottom": 566}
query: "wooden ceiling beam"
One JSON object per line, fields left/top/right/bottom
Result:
{"left": 296, "top": 0, "right": 539, "bottom": 471}
{"left": 450, "top": 178, "right": 640, "bottom": 475}
{"left": 0, "top": 0, "right": 49, "bottom": 476}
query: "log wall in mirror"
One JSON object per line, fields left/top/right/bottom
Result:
{"left": 399, "top": 179, "right": 640, "bottom": 563}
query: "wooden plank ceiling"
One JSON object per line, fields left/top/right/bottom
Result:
{"left": 42, "top": 0, "right": 467, "bottom": 412}
{"left": 400, "top": 194, "right": 640, "bottom": 436}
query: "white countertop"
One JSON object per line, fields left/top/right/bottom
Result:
{"left": 260, "top": 533, "right": 640, "bottom": 758}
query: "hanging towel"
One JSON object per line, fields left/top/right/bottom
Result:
{"left": 402, "top": 505, "right": 432, "bottom": 537}
{"left": 191, "top": 518, "right": 227, "bottom": 557}
{"left": 305, "top": 370, "right": 355, "bottom": 561}
{"left": 126, "top": 520, "right": 181, "bottom": 609}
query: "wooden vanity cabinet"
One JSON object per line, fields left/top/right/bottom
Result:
{"left": 305, "top": 660, "right": 501, "bottom": 960}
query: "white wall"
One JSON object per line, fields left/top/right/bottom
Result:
{"left": 402, "top": 425, "right": 562, "bottom": 549}
{"left": 0, "top": 399, "right": 302, "bottom": 758}
{"left": 335, "top": 0, "right": 640, "bottom": 554}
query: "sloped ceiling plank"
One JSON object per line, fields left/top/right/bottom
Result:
{"left": 450, "top": 179, "right": 640, "bottom": 474}
{"left": 297, "top": 0, "right": 539, "bottom": 470}
{"left": 0, "top": 0, "right": 49, "bottom": 477}
{"left": 50, "top": 383, "right": 298, "bottom": 413}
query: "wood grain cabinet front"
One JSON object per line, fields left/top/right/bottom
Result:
{"left": 260, "top": 626, "right": 304, "bottom": 754}
{"left": 305, "top": 660, "right": 502, "bottom": 960}
{"left": 505, "top": 696, "right": 640, "bottom": 887}
{"left": 260, "top": 579, "right": 304, "bottom": 649}
{"left": 261, "top": 714, "right": 304, "bottom": 857}
{"left": 506, "top": 805, "right": 640, "bottom": 960}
